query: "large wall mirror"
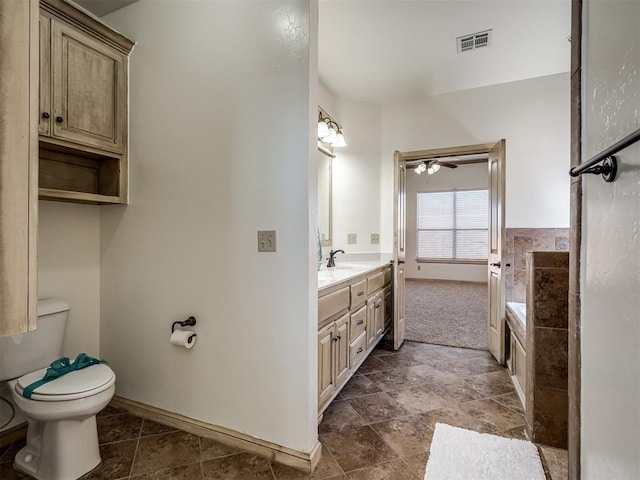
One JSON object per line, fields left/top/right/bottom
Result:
{"left": 317, "top": 144, "right": 333, "bottom": 247}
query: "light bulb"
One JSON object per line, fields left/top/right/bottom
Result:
{"left": 427, "top": 165, "right": 435, "bottom": 174}
{"left": 415, "top": 165, "right": 423, "bottom": 175}
{"left": 333, "top": 132, "right": 347, "bottom": 147}
{"left": 317, "top": 120, "right": 330, "bottom": 139}
{"left": 432, "top": 163, "right": 441, "bottom": 173}
{"left": 323, "top": 127, "right": 337, "bottom": 145}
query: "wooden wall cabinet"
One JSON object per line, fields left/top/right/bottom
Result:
{"left": 39, "top": 0, "right": 134, "bottom": 204}
{"left": 318, "top": 265, "right": 392, "bottom": 416}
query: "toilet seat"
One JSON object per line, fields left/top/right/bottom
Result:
{"left": 14, "top": 364, "right": 115, "bottom": 401}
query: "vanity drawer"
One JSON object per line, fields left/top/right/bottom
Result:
{"left": 318, "top": 286, "right": 350, "bottom": 324}
{"left": 350, "top": 279, "right": 367, "bottom": 309}
{"left": 367, "top": 271, "right": 384, "bottom": 294}
{"left": 349, "top": 331, "right": 367, "bottom": 368}
{"left": 350, "top": 305, "right": 367, "bottom": 339}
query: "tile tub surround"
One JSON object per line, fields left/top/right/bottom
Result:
{"left": 525, "top": 251, "right": 570, "bottom": 449}
{"left": 1, "top": 342, "right": 567, "bottom": 479}
{"left": 505, "top": 228, "right": 569, "bottom": 303}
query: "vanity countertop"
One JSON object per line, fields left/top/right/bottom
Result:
{"left": 318, "top": 261, "right": 391, "bottom": 291}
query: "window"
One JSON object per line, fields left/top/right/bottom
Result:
{"left": 417, "top": 189, "right": 488, "bottom": 262}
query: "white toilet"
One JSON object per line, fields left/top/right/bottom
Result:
{"left": 0, "top": 299, "right": 116, "bottom": 480}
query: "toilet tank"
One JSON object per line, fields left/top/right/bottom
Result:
{"left": 0, "top": 298, "right": 70, "bottom": 381}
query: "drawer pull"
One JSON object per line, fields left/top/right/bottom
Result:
{"left": 356, "top": 347, "right": 363, "bottom": 354}
{"left": 375, "top": 305, "right": 381, "bottom": 309}
{"left": 357, "top": 292, "right": 364, "bottom": 297}
{"left": 333, "top": 336, "right": 339, "bottom": 342}
{"left": 357, "top": 320, "right": 364, "bottom": 325}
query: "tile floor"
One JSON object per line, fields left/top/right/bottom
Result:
{"left": 0, "top": 341, "right": 567, "bottom": 479}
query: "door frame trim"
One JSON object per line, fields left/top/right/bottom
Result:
{"left": 392, "top": 141, "right": 505, "bottom": 355}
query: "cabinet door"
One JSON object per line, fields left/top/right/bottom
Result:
{"left": 335, "top": 314, "right": 350, "bottom": 386}
{"left": 383, "top": 287, "right": 392, "bottom": 329}
{"left": 366, "top": 295, "right": 376, "bottom": 349}
{"left": 374, "top": 293, "right": 384, "bottom": 337}
{"left": 39, "top": 13, "right": 51, "bottom": 136}
{"left": 0, "top": 0, "right": 38, "bottom": 336}
{"left": 318, "top": 323, "right": 335, "bottom": 406}
{"left": 51, "top": 19, "right": 125, "bottom": 153}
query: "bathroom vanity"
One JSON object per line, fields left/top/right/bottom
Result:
{"left": 317, "top": 262, "right": 392, "bottom": 417}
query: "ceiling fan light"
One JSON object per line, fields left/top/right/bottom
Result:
{"left": 427, "top": 165, "right": 435, "bottom": 175}
{"left": 432, "top": 163, "right": 441, "bottom": 173}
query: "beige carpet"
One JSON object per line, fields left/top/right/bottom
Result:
{"left": 405, "top": 278, "right": 488, "bottom": 350}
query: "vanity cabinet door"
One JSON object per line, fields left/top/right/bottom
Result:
{"left": 50, "top": 19, "right": 126, "bottom": 154}
{"left": 383, "top": 286, "right": 392, "bottom": 329}
{"left": 39, "top": 12, "right": 52, "bottom": 136}
{"left": 335, "top": 314, "right": 350, "bottom": 387}
{"left": 318, "top": 323, "right": 335, "bottom": 406}
{"left": 366, "top": 293, "right": 382, "bottom": 349}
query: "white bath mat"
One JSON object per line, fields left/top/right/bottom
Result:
{"left": 424, "top": 423, "right": 546, "bottom": 480}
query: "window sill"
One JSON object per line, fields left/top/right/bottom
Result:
{"left": 416, "top": 259, "right": 487, "bottom": 265}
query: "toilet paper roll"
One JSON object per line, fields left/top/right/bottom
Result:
{"left": 170, "top": 329, "right": 196, "bottom": 349}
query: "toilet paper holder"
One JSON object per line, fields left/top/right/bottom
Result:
{"left": 171, "top": 316, "right": 197, "bottom": 333}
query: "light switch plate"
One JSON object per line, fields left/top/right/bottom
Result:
{"left": 347, "top": 233, "right": 357, "bottom": 244}
{"left": 258, "top": 230, "right": 276, "bottom": 252}
{"left": 370, "top": 233, "right": 380, "bottom": 244}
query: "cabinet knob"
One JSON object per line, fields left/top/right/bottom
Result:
{"left": 357, "top": 320, "right": 364, "bottom": 325}
{"left": 357, "top": 347, "right": 363, "bottom": 354}
{"left": 357, "top": 292, "right": 364, "bottom": 297}
{"left": 55, "top": 116, "right": 64, "bottom": 123}
{"left": 42, "top": 112, "right": 50, "bottom": 119}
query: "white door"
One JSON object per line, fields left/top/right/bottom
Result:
{"left": 487, "top": 140, "right": 506, "bottom": 363}
{"left": 393, "top": 151, "right": 407, "bottom": 350}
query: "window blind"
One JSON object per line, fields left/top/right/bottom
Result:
{"left": 417, "top": 189, "right": 488, "bottom": 261}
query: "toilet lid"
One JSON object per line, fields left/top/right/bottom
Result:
{"left": 16, "top": 364, "right": 115, "bottom": 400}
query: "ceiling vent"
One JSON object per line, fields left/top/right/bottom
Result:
{"left": 457, "top": 30, "right": 492, "bottom": 53}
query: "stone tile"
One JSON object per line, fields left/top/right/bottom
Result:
{"left": 491, "top": 392, "right": 525, "bottom": 415}
{"left": 140, "top": 419, "right": 179, "bottom": 437}
{"left": 539, "top": 445, "right": 569, "bottom": 480}
{"left": 431, "top": 356, "right": 504, "bottom": 377}
{"left": 418, "top": 406, "right": 491, "bottom": 433}
{"left": 534, "top": 328, "right": 568, "bottom": 390}
{"left": 457, "top": 399, "right": 525, "bottom": 433}
{"left": 131, "top": 462, "right": 203, "bottom": 480}
{"left": 369, "top": 344, "right": 396, "bottom": 357}
{"left": 419, "top": 379, "right": 486, "bottom": 404}
{"left": 531, "top": 388, "right": 568, "bottom": 449}
{"left": 533, "top": 269, "right": 569, "bottom": 328}
{"left": 386, "top": 384, "right": 448, "bottom": 415}
{"left": 365, "top": 366, "right": 450, "bottom": 393}
{"left": 370, "top": 415, "right": 434, "bottom": 457}
{"left": 81, "top": 440, "right": 137, "bottom": 480}
{"left": 347, "top": 393, "right": 410, "bottom": 424}
{"left": 319, "top": 425, "right": 398, "bottom": 473}
{"left": 494, "top": 425, "right": 528, "bottom": 440}
{"left": 131, "top": 431, "right": 200, "bottom": 477}
{"left": 530, "top": 251, "right": 569, "bottom": 269}
{"left": 200, "top": 438, "right": 243, "bottom": 462}
{"left": 0, "top": 463, "right": 31, "bottom": 480}
{"left": 201, "top": 452, "right": 274, "bottom": 479}
{"left": 555, "top": 236, "right": 569, "bottom": 251}
{"left": 272, "top": 447, "right": 343, "bottom": 479}
{"left": 373, "top": 353, "right": 424, "bottom": 368}
{"left": 345, "top": 459, "right": 419, "bottom": 479}
{"left": 401, "top": 452, "right": 428, "bottom": 479}
{"left": 462, "top": 374, "right": 514, "bottom": 397}
{"left": 98, "top": 404, "right": 125, "bottom": 418}
{"left": 319, "top": 400, "right": 366, "bottom": 434}
{"left": 339, "top": 375, "right": 381, "bottom": 399}
{"left": 355, "top": 356, "right": 393, "bottom": 375}
{"left": 513, "top": 269, "right": 527, "bottom": 303}
{"left": 471, "top": 369, "right": 512, "bottom": 384}
{"left": 437, "top": 347, "right": 490, "bottom": 360}
{"left": 97, "top": 413, "right": 143, "bottom": 444}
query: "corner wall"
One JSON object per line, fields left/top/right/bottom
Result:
{"left": 100, "top": 0, "right": 317, "bottom": 453}
{"left": 38, "top": 201, "right": 101, "bottom": 357}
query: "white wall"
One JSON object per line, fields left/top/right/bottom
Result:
{"left": 406, "top": 162, "right": 488, "bottom": 281}
{"left": 581, "top": 0, "right": 640, "bottom": 477}
{"left": 38, "top": 201, "right": 101, "bottom": 358}
{"left": 317, "top": 86, "right": 383, "bottom": 253}
{"left": 380, "top": 73, "right": 571, "bottom": 252}
{"left": 100, "top": 0, "right": 317, "bottom": 453}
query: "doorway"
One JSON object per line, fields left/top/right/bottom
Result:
{"left": 392, "top": 141, "right": 506, "bottom": 363}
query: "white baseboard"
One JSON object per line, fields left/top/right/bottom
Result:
{"left": 111, "top": 396, "right": 321, "bottom": 473}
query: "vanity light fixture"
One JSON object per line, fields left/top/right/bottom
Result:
{"left": 318, "top": 109, "right": 347, "bottom": 148}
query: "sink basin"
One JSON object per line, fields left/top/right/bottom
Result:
{"left": 320, "top": 263, "right": 373, "bottom": 271}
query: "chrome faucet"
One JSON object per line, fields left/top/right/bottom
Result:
{"left": 327, "top": 249, "right": 345, "bottom": 268}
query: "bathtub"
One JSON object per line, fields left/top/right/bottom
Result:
{"left": 506, "top": 301, "right": 526, "bottom": 326}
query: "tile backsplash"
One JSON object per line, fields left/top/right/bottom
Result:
{"left": 505, "top": 228, "right": 570, "bottom": 303}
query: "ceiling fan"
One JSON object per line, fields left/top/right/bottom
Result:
{"left": 414, "top": 157, "right": 459, "bottom": 175}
